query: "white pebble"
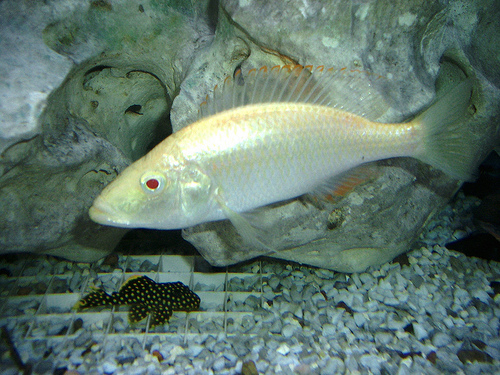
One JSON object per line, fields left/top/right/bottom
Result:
{"left": 276, "top": 343, "right": 290, "bottom": 355}
{"left": 374, "top": 332, "right": 393, "bottom": 345}
{"left": 322, "top": 324, "right": 336, "bottom": 337}
{"left": 432, "top": 332, "right": 452, "bottom": 347}
{"left": 353, "top": 313, "right": 366, "bottom": 327}
{"left": 102, "top": 360, "right": 117, "bottom": 374}
{"left": 412, "top": 323, "right": 428, "bottom": 341}
{"left": 213, "top": 357, "right": 225, "bottom": 372}
{"left": 471, "top": 289, "right": 490, "bottom": 304}
{"left": 282, "top": 324, "right": 297, "bottom": 338}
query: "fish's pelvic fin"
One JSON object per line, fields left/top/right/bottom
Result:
{"left": 215, "top": 189, "right": 275, "bottom": 253}
{"left": 413, "top": 79, "right": 478, "bottom": 181}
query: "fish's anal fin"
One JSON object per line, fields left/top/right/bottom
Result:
{"left": 214, "top": 189, "right": 276, "bottom": 254}
{"left": 310, "top": 164, "right": 381, "bottom": 202}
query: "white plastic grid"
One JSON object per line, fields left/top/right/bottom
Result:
{"left": 0, "top": 253, "right": 271, "bottom": 349}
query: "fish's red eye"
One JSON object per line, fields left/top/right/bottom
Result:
{"left": 141, "top": 173, "right": 166, "bottom": 194}
{"left": 146, "top": 178, "right": 159, "bottom": 190}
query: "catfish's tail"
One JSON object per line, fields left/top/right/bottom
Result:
{"left": 74, "top": 289, "right": 115, "bottom": 309}
{"left": 413, "top": 79, "right": 477, "bottom": 181}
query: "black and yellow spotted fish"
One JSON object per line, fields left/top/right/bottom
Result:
{"left": 75, "top": 276, "right": 200, "bottom": 326}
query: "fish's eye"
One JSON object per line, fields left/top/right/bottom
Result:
{"left": 140, "top": 173, "right": 167, "bottom": 194}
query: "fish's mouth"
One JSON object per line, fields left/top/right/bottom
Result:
{"left": 89, "top": 198, "right": 131, "bottom": 228}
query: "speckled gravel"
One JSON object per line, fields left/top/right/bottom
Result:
{"left": 0, "top": 193, "right": 499, "bottom": 374}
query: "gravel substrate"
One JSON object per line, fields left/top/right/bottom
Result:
{"left": 0, "top": 192, "right": 499, "bottom": 374}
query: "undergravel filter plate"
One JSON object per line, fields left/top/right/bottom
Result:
{"left": 1, "top": 236, "right": 500, "bottom": 374}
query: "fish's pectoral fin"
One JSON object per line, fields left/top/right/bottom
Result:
{"left": 150, "top": 305, "right": 173, "bottom": 327}
{"left": 214, "top": 190, "right": 276, "bottom": 253}
{"left": 128, "top": 304, "right": 150, "bottom": 324}
{"left": 309, "top": 164, "right": 381, "bottom": 203}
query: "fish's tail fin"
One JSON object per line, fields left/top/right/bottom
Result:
{"left": 73, "top": 289, "right": 115, "bottom": 310}
{"left": 413, "top": 79, "right": 478, "bottom": 181}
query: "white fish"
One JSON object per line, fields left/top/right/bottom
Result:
{"left": 89, "top": 65, "right": 476, "bottom": 248}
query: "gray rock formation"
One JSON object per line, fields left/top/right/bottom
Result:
{"left": 0, "top": 0, "right": 214, "bottom": 261}
{"left": 1, "top": 0, "right": 499, "bottom": 270}
{"left": 178, "top": 0, "right": 499, "bottom": 272}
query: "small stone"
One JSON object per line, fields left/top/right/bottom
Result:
{"left": 152, "top": 350, "right": 163, "bottom": 362}
{"left": 113, "top": 318, "right": 126, "bottom": 332}
{"left": 276, "top": 343, "right": 290, "bottom": 355}
{"left": 374, "top": 331, "right": 393, "bottom": 345}
{"left": 69, "top": 272, "right": 82, "bottom": 292}
{"left": 353, "top": 313, "right": 366, "bottom": 327}
{"left": 335, "top": 301, "right": 353, "bottom": 315}
{"left": 457, "top": 349, "right": 493, "bottom": 364}
{"left": 212, "top": 357, "right": 226, "bottom": 372}
{"left": 359, "top": 353, "right": 384, "bottom": 373}
{"left": 269, "top": 319, "right": 282, "bottom": 334}
{"left": 426, "top": 351, "right": 437, "bottom": 364}
{"left": 267, "top": 277, "right": 280, "bottom": 290}
{"left": 244, "top": 295, "right": 260, "bottom": 309}
{"left": 139, "top": 260, "right": 156, "bottom": 272}
{"left": 69, "top": 350, "right": 84, "bottom": 366}
{"left": 321, "top": 357, "right": 345, "bottom": 374}
{"left": 282, "top": 324, "right": 296, "bottom": 338}
{"left": 241, "top": 361, "right": 259, "bottom": 375}
{"left": 74, "top": 330, "right": 91, "bottom": 347}
{"left": 102, "top": 361, "right": 117, "bottom": 374}
{"left": 102, "top": 253, "right": 119, "bottom": 267}
{"left": 410, "top": 275, "right": 424, "bottom": 288}
{"left": 233, "top": 342, "right": 250, "bottom": 357}
{"left": 383, "top": 297, "right": 400, "bottom": 306}
{"left": 186, "top": 344, "right": 202, "bottom": 357}
{"left": 322, "top": 324, "right": 336, "bottom": 337}
{"left": 412, "top": 323, "right": 428, "bottom": 341}
{"left": 432, "top": 332, "right": 452, "bottom": 347}
{"left": 241, "top": 315, "right": 255, "bottom": 332}
{"left": 34, "top": 359, "right": 53, "bottom": 374}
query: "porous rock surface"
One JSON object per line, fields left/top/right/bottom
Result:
{"left": 1, "top": 0, "right": 499, "bottom": 269}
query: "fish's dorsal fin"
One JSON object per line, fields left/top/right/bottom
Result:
{"left": 120, "top": 275, "right": 155, "bottom": 292}
{"left": 199, "top": 65, "right": 390, "bottom": 121}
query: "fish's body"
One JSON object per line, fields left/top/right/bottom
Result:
{"left": 75, "top": 276, "right": 200, "bottom": 326}
{"left": 89, "top": 66, "right": 477, "bottom": 246}
{"left": 169, "top": 102, "right": 414, "bottom": 220}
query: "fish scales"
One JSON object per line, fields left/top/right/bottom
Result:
{"left": 89, "top": 65, "right": 477, "bottom": 249}
{"left": 175, "top": 103, "right": 416, "bottom": 215}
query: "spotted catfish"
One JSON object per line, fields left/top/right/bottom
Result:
{"left": 75, "top": 275, "right": 200, "bottom": 326}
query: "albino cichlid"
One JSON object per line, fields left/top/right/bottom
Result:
{"left": 89, "top": 65, "right": 476, "bottom": 249}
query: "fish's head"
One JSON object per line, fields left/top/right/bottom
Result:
{"left": 89, "top": 154, "right": 214, "bottom": 230}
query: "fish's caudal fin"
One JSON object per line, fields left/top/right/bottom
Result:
{"left": 413, "top": 79, "right": 477, "bottom": 181}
